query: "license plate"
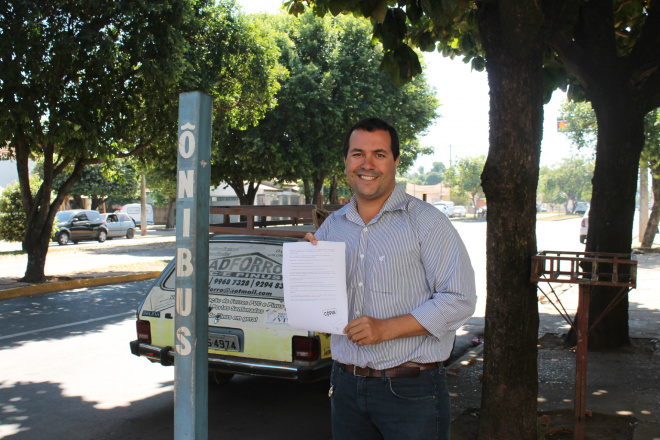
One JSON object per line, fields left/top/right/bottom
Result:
{"left": 208, "top": 334, "right": 240, "bottom": 351}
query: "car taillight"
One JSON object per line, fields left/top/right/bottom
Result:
{"left": 581, "top": 218, "right": 587, "bottom": 227}
{"left": 292, "top": 336, "right": 320, "bottom": 361}
{"left": 136, "top": 319, "right": 152, "bottom": 344}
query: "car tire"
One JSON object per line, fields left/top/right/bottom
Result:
{"left": 97, "top": 230, "right": 107, "bottom": 243}
{"left": 57, "top": 232, "right": 69, "bottom": 245}
{"left": 126, "top": 229, "right": 134, "bottom": 239}
{"left": 580, "top": 236, "right": 586, "bottom": 244}
{"left": 208, "top": 371, "right": 234, "bottom": 386}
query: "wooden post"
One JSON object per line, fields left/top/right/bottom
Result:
{"left": 574, "top": 284, "right": 590, "bottom": 440}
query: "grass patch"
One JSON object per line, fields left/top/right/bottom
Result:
{"left": 450, "top": 216, "right": 486, "bottom": 222}
{"left": 536, "top": 214, "right": 581, "bottom": 221}
{"left": 0, "top": 250, "right": 25, "bottom": 257}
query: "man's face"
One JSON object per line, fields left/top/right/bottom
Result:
{"left": 344, "top": 129, "right": 399, "bottom": 206}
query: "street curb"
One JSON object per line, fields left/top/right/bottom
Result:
{"left": 447, "top": 343, "right": 484, "bottom": 372}
{"left": 0, "top": 272, "right": 161, "bottom": 301}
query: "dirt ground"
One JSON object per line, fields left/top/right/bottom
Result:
{"left": 448, "top": 334, "right": 657, "bottom": 440}
{"left": 451, "top": 408, "right": 636, "bottom": 440}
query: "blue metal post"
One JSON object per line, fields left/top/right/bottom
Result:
{"left": 174, "top": 91, "right": 212, "bottom": 440}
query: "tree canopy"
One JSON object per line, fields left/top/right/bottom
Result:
{"left": 138, "top": 6, "right": 287, "bottom": 207}
{"left": 539, "top": 155, "right": 594, "bottom": 213}
{"left": 444, "top": 155, "right": 486, "bottom": 215}
{"left": 209, "top": 11, "right": 438, "bottom": 205}
{"left": 0, "top": 0, "right": 206, "bottom": 281}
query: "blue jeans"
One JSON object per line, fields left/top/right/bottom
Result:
{"left": 329, "top": 362, "right": 451, "bottom": 440}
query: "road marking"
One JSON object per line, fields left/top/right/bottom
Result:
{"left": 0, "top": 311, "right": 134, "bottom": 340}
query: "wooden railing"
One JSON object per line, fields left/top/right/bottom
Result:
{"left": 209, "top": 204, "right": 344, "bottom": 238}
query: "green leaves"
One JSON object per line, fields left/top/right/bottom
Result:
{"left": 374, "top": 8, "right": 408, "bottom": 51}
{"left": 380, "top": 44, "right": 422, "bottom": 85}
{"left": 285, "top": 0, "right": 482, "bottom": 86}
{"left": 539, "top": 155, "right": 594, "bottom": 207}
{"left": 207, "top": 11, "right": 438, "bottom": 204}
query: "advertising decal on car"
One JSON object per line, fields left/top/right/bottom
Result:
{"left": 207, "top": 243, "right": 287, "bottom": 326}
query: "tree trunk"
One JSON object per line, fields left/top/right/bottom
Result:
{"left": 22, "top": 220, "right": 54, "bottom": 282}
{"left": 477, "top": 2, "right": 544, "bottom": 438}
{"left": 312, "top": 172, "right": 326, "bottom": 207}
{"left": 166, "top": 197, "right": 176, "bottom": 230}
{"left": 585, "top": 100, "right": 645, "bottom": 349}
{"left": 14, "top": 135, "right": 83, "bottom": 283}
{"left": 642, "top": 166, "right": 660, "bottom": 247}
{"left": 73, "top": 195, "right": 84, "bottom": 209}
{"left": 329, "top": 174, "right": 339, "bottom": 204}
{"left": 244, "top": 182, "right": 260, "bottom": 206}
{"left": 303, "top": 179, "right": 312, "bottom": 204}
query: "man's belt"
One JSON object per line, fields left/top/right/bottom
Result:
{"left": 341, "top": 361, "right": 440, "bottom": 378}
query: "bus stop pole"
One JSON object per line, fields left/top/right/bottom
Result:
{"left": 174, "top": 91, "right": 212, "bottom": 440}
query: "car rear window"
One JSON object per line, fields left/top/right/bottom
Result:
{"left": 55, "top": 211, "right": 73, "bottom": 223}
{"left": 162, "top": 240, "right": 285, "bottom": 300}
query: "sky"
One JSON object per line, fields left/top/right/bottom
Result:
{"left": 236, "top": 0, "right": 578, "bottom": 172}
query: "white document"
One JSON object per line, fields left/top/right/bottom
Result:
{"left": 282, "top": 241, "right": 348, "bottom": 334}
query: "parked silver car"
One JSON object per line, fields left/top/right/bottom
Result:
{"left": 100, "top": 213, "right": 136, "bottom": 239}
{"left": 579, "top": 209, "right": 589, "bottom": 244}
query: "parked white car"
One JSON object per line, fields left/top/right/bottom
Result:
{"left": 115, "top": 203, "right": 154, "bottom": 226}
{"left": 579, "top": 209, "right": 589, "bottom": 244}
{"left": 433, "top": 201, "right": 455, "bottom": 217}
{"left": 575, "top": 202, "right": 590, "bottom": 215}
{"left": 452, "top": 206, "right": 467, "bottom": 218}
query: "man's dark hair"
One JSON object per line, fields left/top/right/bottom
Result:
{"left": 343, "top": 117, "right": 400, "bottom": 160}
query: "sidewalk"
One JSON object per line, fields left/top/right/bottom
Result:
{"left": 0, "top": 226, "right": 175, "bottom": 300}
{"left": 448, "top": 249, "right": 660, "bottom": 439}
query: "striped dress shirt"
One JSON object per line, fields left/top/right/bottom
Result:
{"left": 315, "top": 185, "right": 476, "bottom": 370}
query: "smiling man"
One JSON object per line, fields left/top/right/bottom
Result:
{"left": 305, "top": 117, "right": 476, "bottom": 440}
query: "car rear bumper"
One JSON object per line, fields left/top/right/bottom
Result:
{"left": 130, "top": 340, "right": 331, "bottom": 383}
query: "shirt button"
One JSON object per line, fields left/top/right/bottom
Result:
{"left": 358, "top": 282, "right": 363, "bottom": 287}
{"left": 360, "top": 254, "right": 364, "bottom": 259}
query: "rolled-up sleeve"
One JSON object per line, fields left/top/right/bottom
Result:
{"left": 410, "top": 212, "right": 477, "bottom": 339}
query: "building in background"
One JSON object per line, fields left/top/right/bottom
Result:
{"left": 405, "top": 182, "right": 451, "bottom": 204}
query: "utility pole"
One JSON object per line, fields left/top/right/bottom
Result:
{"left": 639, "top": 164, "right": 648, "bottom": 243}
{"left": 141, "top": 173, "right": 147, "bottom": 236}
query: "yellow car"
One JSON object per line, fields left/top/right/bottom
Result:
{"left": 130, "top": 234, "right": 332, "bottom": 384}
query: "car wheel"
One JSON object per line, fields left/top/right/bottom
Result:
{"left": 57, "top": 232, "right": 69, "bottom": 245}
{"left": 208, "top": 371, "right": 234, "bottom": 386}
{"left": 97, "top": 230, "right": 107, "bottom": 243}
{"left": 126, "top": 229, "right": 134, "bottom": 239}
{"left": 580, "top": 236, "right": 586, "bottom": 244}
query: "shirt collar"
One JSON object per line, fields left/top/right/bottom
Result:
{"left": 344, "top": 184, "right": 408, "bottom": 225}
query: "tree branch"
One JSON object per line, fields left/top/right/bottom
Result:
{"left": 628, "top": 0, "right": 660, "bottom": 112}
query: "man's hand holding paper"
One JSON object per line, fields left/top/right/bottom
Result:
{"left": 282, "top": 241, "right": 348, "bottom": 335}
